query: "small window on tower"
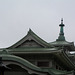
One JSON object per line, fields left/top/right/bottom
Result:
{"left": 37, "top": 61, "right": 49, "bottom": 67}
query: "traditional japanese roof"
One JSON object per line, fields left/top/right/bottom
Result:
{"left": 8, "top": 29, "right": 53, "bottom": 49}
{"left": 7, "top": 19, "right": 74, "bottom": 51}
{"left": 54, "top": 49, "right": 75, "bottom": 70}
{"left": 48, "top": 68, "right": 73, "bottom": 75}
{"left": 0, "top": 53, "right": 74, "bottom": 75}
{"left": 50, "top": 41, "right": 74, "bottom": 46}
{"left": 0, "top": 47, "right": 75, "bottom": 70}
{"left": 0, "top": 54, "right": 42, "bottom": 71}
{"left": 6, "top": 47, "right": 60, "bottom": 54}
{"left": 50, "top": 19, "right": 74, "bottom": 51}
{"left": 0, "top": 19, "right": 74, "bottom": 75}
{"left": 0, "top": 21, "right": 74, "bottom": 70}
{"left": 43, "top": 68, "right": 73, "bottom": 75}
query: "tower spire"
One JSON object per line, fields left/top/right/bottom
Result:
{"left": 59, "top": 18, "right": 64, "bottom": 35}
{"left": 56, "top": 18, "right": 65, "bottom": 41}
{"left": 61, "top": 18, "right": 63, "bottom": 24}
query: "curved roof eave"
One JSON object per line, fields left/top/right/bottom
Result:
{"left": 50, "top": 41, "right": 74, "bottom": 46}
{"left": 55, "top": 50, "right": 75, "bottom": 70}
{"left": 5, "top": 47, "right": 62, "bottom": 54}
{"left": 0, "top": 54, "right": 43, "bottom": 72}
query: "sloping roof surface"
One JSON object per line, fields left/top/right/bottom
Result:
{"left": 1, "top": 54, "right": 73, "bottom": 75}
{"left": 8, "top": 29, "right": 53, "bottom": 48}
{"left": 50, "top": 41, "right": 74, "bottom": 46}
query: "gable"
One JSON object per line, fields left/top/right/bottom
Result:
{"left": 16, "top": 39, "right": 44, "bottom": 48}
{"left": 8, "top": 29, "right": 51, "bottom": 48}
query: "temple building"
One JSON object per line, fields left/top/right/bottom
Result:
{"left": 0, "top": 19, "right": 75, "bottom": 75}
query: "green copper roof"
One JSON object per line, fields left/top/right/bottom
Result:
{"left": 5, "top": 47, "right": 60, "bottom": 54}
{"left": 8, "top": 29, "right": 53, "bottom": 48}
{"left": 0, "top": 47, "right": 60, "bottom": 54}
{"left": 50, "top": 41, "right": 74, "bottom": 46}
{"left": 56, "top": 18, "right": 65, "bottom": 41}
{"left": 0, "top": 54, "right": 74, "bottom": 75}
{"left": 1, "top": 47, "right": 75, "bottom": 70}
{"left": 27, "top": 29, "right": 51, "bottom": 47}
{"left": 0, "top": 54, "right": 43, "bottom": 71}
{"left": 48, "top": 68, "right": 73, "bottom": 75}
{"left": 42, "top": 68, "right": 73, "bottom": 75}
{"left": 55, "top": 50, "right": 75, "bottom": 70}
{"left": 50, "top": 18, "right": 74, "bottom": 49}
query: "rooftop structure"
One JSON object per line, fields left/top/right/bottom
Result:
{"left": 0, "top": 19, "right": 75, "bottom": 75}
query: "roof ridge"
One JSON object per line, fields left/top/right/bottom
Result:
{"left": 28, "top": 29, "right": 53, "bottom": 48}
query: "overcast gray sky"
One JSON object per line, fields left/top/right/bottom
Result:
{"left": 0, "top": 0, "right": 75, "bottom": 48}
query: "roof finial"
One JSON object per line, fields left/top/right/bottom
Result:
{"left": 61, "top": 18, "right": 63, "bottom": 24}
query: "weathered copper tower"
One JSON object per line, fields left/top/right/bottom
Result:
{"left": 57, "top": 18, "right": 65, "bottom": 41}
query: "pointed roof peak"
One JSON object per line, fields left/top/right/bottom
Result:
{"left": 61, "top": 18, "right": 63, "bottom": 24}
{"left": 29, "top": 28, "right": 32, "bottom": 31}
{"left": 59, "top": 18, "right": 65, "bottom": 26}
{"left": 28, "top": 28, "right": 33, "bottom": 33}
